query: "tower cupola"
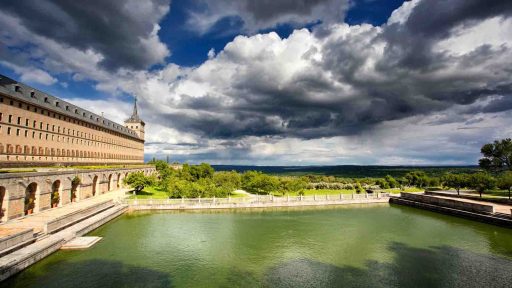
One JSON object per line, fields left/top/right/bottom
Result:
{"left": 125, "top": 96, "right": 145, "bottom": 140}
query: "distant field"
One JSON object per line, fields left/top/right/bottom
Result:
{"left": 212, "top": 165, "right": 480, "bottom": 178}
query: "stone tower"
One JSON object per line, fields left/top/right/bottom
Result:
{"left": 125, "top": 96, "right": 145, "bottom": 140}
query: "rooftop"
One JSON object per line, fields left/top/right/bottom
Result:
{"left": 0, "top": 74, "right": 141, "bottom": 140}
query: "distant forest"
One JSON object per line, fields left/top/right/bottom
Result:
{"left": 212, "top": 165, "right": 480, "bottom": 178}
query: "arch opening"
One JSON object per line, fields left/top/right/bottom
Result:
{"left": 71, "top": 177, "right": 80, "bottom": 202}
{"left": 108, "top": 174, "right": 113, "bottom": 191}
{"left": 92, "top": 175, "right": 98, "bottom": 196}
{"left": 0, "top": 186, "right": 6, "bottom": 221}
{"left": 25, "top": 183, "right": 37, "bottom": 215}
{"left": 51, "top": 180, "right": 61, "bottom": 208}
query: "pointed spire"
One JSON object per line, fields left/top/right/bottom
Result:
{"left": 125, "top": 95, "right": 143, "bottom": 123}
{"left": 132, "top": 95, "right": 139, "bottom": 118}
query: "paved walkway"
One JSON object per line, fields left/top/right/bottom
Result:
{"left": 0, "top": 188, "right": 130, "bottom": 235}
{"left": 430, "top": 194, "right": 512, "bottom": 215}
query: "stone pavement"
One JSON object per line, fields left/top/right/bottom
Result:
{"left": 0, "top": 188, "right": 130, "bottom": 236}
{"left": 431, "top": 194, "right": 512, "bottom": 215}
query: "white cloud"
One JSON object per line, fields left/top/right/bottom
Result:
{"left": 0, "top": 61, "right": 57, "bottom": 85}
{"left": 2, "top": 0, "right": 512, "bottom": 165}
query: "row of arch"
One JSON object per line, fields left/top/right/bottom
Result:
{"left": 0, "top": 168, "right": 155, "bottom": 221}
{"left": 0, "top": 144, "right": 142, "bottom": 160}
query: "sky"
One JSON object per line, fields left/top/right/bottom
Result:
{"left": 1, "top": 0, "right": 511, "bottom": 166}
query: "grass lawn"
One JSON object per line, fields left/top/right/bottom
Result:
{"left": 277, "top": 189, "right": 361, "bottom": 196}
{"left": 230, "top": 191, "right": 250, "bottom": 198}
{"left": 273, "top": 187, "right": 424, "bottom": 196}
{"left": 382, "top": 187, "right": 424, "bottom": 193}
{"left": 129, "top": 186, "right": 169, "bottom": 199}
{"left": 484, "top": 190, "right": 511, "bottom": 198}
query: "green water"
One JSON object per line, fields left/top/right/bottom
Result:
{"left": 3, "top": 204, "right": 512, "bottom": 288}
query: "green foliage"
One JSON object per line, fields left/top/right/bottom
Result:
{"left": 442, "top": 173, "right": 469, "bottom": 194}
{"left": 158, "top": 165, "right": 240, "bottom": 198}
{"left": 213, "top": 171, "right": 241, "bottom": 194}
{"left": 278, "top": 177, "right": 308, "bottom": 195}
{"left": 190, "top": 163, "right": 215, "bottom": 180}
{"left": 72, "top": 176, "right": 81, "bottom": 185}
{"left": 385, "top": 175, "right": 398, "bottom": 188}
{"left": 404, "top": 171, "right": 430, "bottom": 188}
{"left": 124, "top": 172, "right": 157, "bottom": 192}
{"left": 467, "top": 172, "right": 496, "bottom": 197}
{"left": 497, "top": 171, "right": 512, "bottom": 199}
{"left": 241, "top": 171, "right": 279, "bottom": 194}
{"left": 355, "top": 182, "right": 364, "bottom": 194}
{"left": 479, "top": 138, "right": 512, "bottom": 173}
{"left": 153, "top": 160, "right": 170, "bottom": 172}
{"left": 376, "top": 178, "right": 390, "bottom": 189}
{"left": 25, "top": 197, "right": 35, "bottom": 210}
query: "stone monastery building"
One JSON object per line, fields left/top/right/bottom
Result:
{"left": 0, "top": 74, "right": 145, "bottom": 167}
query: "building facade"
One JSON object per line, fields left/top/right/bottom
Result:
{"left": 0, "top": 74, "right": 145, "bottom": 167}
{"left": 0, "top": 167, "right": 156, "bottom": 221}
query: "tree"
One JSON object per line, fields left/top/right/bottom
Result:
{"left": 397, "top": 177, "right": 409, "bottom": 191}
{"left": 355, "top": 182, "right": 364, "bottom": 194}
{"left": 279, "top": 177, "right": 307, "bottom": 195}
{"left": 497, "top": 172, "right": 512, "bottom": 200}
{"left": 124, "top": 172, "right": 156, "bottom": 193}
{"left": 153, "top": 160, "right": 169, "bottom": 172}
{"left": 189, "top": 163, "right": 215, "bottom": 180}
{"left": 213, "top": 171, "right": 241, "bottom": 194}
{"left": 241, "top": 171, "right": 279, "bottom": 194}
{"left": 405, "top": 171, "right": 430, "bottom": 188}
{"left": 442, "top": 173, "right": 469, "bottom": 195}
{"left": 479, "top": 138, "right": 512, "bottom": 173}
{"left": 376, "top": 178, "right": 390, "bottom": 189}
{"left": 467, "top": 172, "right": 496, "bottom": 198}
{"left": 385, "top": 175, "right": 398, "bottom": 188}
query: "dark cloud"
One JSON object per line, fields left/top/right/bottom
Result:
{"left": 157, "top": 0, "right": 512, "bottom": 141}
{"left": 243, "top": 0, "right": 342, "bottom": 22}
{"left": 189, "top": 0, "right": 350, "bottom": 34}
{"left": 1, "top": 0, "right": 170, "bottom": 71}
{"left": 380, "top": 0, "right": 512, "bottom": 70}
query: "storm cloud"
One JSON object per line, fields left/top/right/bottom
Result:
{"left": 187, "top": 0, "right": 350, "bottom": 34}
{"left": 1, "top": 0, "right": 512, "bottom": 165}
{"left": 1, "top": 0, "right": 170, "bottom": 71}
{"left": 138, "top": 0, "right": 512, "bottom": 141}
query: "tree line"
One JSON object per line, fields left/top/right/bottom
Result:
{"left": 124, "top": 138, "right": 512, "bottom": 199}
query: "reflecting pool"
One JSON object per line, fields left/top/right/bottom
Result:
{"left": 2, "top": 204, "right": 512, "bottom": 287}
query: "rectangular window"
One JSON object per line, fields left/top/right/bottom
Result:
{"left": 33, "top": 120, "right": 36, "bottom": 128}
{"left": 8, "top": 115, "right": 12, "bottom": 123}
{"left": 24, "top": 130, "right": 28, "bottom": 137}
{"left": 16, "top": 129, "right": 20, "bottom": 136}
{"left": 25, "top": 119, "right": 29, "bottom": 126}
{"left": 17, "top": 117, "right": 21, "bottom": 125}
{"left": 7, "top": 127, "right": 11, "bottom": 135}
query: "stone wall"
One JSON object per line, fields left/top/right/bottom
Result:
{"left": 0, "top": 166, "right": 155, "bottom": 222}
{"left": 400, "top": 192, "right": 495, "bottom": 214}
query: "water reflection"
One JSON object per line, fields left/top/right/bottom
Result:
{"left": 263, "top": 242, "right": 512, "bottom": 288}
{"left": 1, "top": 259, "right": 172, "bottom": 288}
